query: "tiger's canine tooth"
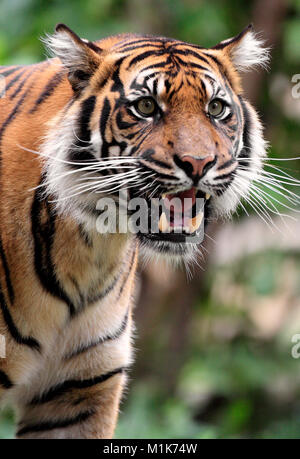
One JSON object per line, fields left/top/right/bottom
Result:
{"left": 158, "top": 212, "right": 170, "bottom": 232}
{"left": 188, "top": 211, "right": 204, "bottom": 233}
{"left": 205, "top": 193, "right": 211, "bottom": 200}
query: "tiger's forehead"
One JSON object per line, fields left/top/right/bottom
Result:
{"left": 120, "top": 53, "right": 226, "bottom": 105}
{"left": 123, "top": 67, "right": 215, "bottom": 107}
{"left": 92, "top": 34, "right": 240, "bottom": 103}
{"left": 107, "top": 36, "right": 230, "bottom": 95}
{"left": 107, "top": 33, "right": 200, "bottom": 51}
{"left": 112, "top": 35, "right": 219, "bottom": 75}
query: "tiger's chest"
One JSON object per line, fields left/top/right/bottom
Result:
{"left": 1, "top": 200, "right": 137, "bottom": 390}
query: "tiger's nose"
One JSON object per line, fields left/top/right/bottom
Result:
{"left": 174, "top": 154, "right": 216, "bottom": 181}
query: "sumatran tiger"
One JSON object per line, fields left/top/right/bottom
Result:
{"left": 0, "top": 24, "right": 269, "bottom": 438}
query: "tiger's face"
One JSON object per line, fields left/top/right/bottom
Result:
{"left": 44, "top": 24, "right": 269, "bottom": 259}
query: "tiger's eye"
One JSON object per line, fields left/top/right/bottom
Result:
{"left": 208, "top": 99, "right": 224, "bottom": 117}
{"left": 136, "top": 97, "right": 156, "bottom": 116}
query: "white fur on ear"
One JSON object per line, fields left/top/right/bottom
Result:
{"left": 214, "top": 25, "right": 270, "bottom": 72}
{"left": 43, "top": 28, "right": 89, "bottom": 71}
{"left": 43, "top": 31, "right": 78, "bottom": 66}
{"left": 42, "top": 24, "right": 101, "bottom": 91}
{"left": 230, "top": 30, "right": 270, "bottom": 71}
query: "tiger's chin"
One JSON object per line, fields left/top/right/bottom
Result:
{"left": 137, "top": 233, "right": 200, "bottom": 262}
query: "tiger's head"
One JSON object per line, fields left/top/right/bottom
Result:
{"left": 43, "top": 24, "right": 269, "bottom": 259}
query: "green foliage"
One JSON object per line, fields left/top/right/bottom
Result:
{"left": 116, "top": 384, "right": 217, "bottom": 439}
{"left": 0, "top": 408, "right": 15, "bottom": 439}
{"left": 284, "top": 17, "right": 300, "bottom": 63}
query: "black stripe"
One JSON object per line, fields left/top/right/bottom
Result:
{"left": 99, "top": 97, "right": 111, "bottom": 158}
{"left": 214, "top": 172, "right": 233, "bottom": 181}
{"left": 139, "top": 61, "right": 169, "bottom": 72}
{"left": 203, "top": 53, "right": 234, "bottom": 88}
{"left": 238, "top": 97, "right": 252, "bottom": 167}
{"left": 140, "top": 154, "right": 178, "bottom": 178}
{"left": 168, "top": 80, "right": 184, "bottom": 101}
{"left": 17, "top": 409, "right": 95, "bottom": 437}
{"left": 0, "top": 284, "right": 41, "bottom": 351}
{"left": 29, "top": 367, "right": 125, "bottom": 405}
{"left": 116, "top": 111, "right": 137, "bottom": 130}
{"left": 117, "top": 248, "right": 136, "bottom": 299}
{"left": 78, "top": 96, "right": 96, "bottom": 144}
{"left": 204, "top": 73, "right": 217, "bottom": 86}
{"left": 217, "top": 158, "right": 236, "bottom": 171}
{"left": 116, "top": 38, "right": 165, "bottom": 49}
{"left": 127, "top": 50, "right": 164, "bottom": 69}
{"left": 152, "top": 78, "right": 158, "bottom": 96}
{"left": 139, "top": 71, "right": 160, "bottom": 88}
{"left": 146, "top": 169, "right": 178, "bottom": 181}
{"left": 201, "top": 52, "right": 223, "bottom": 68}
{"left": 0, "top": 86, "right": 32, "bottom": 181}
{"left": 185, "top": 61, "right": 209, "bottom": 72}
{"left": 141, "top": 149, "right": 173, "bottom": 170}
{"left": 0, "top": 89, "right": 29, "bottom": 143}
{"left": 31, "top": 185, "right": 76, "bottom": 317}
{"left": 173, "top": 48, "right": 212, "bottom": 66}
{"left": 110, "top": 59, "right": 125, "bottom": 96}
{"left": 10, "top": 63, "right": 49, "bottom": 101}
{"left": 68, "top": 149, "right": 96, "bottom": 165}
{"left": 173, "top": 42, "right": 204, "bottom": 51}
{"left": 78, "top": 224, "right": 93, "bottom": 248}
{"left": 0, "top": 370, "right": 13, "bottom": 389}
{"left": 4, "top": 69, "right": 25, "bottom": 92}
{"left": 0, "top": 66, "right": 22, "bottom": 78}
{"left": 10, "top": 68, "right": 35, "bottom": 100}
{"left": 29, "top": 71, "right": 64, "bottom": 113}
{"left": 164, "top": 79, "right": 171, "bottom": 94}
{"left": 0, "top": 236, "right": 14, "bottom": 304}
{"left": 170, "top": 54, "right": 208, "bottom": 72}
{"left": 118, "top": 43, "right": 163, "bottom": 53}
{"left": 68, "top": 96, "right": 97, "bottom": 165}
{"left": 64, "top": 313, "right": 129, "bottom": 360}
{"left": 10, "top": 75, "right": 29, "bottom": 100}
{"left": 85, "top": 272, "right": 121, "bottom": 306}
{"left": 200, "top": 79, "right": 207, "bottom": 97}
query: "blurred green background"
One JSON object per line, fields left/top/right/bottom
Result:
{"left": 1, "top": 0, "right": 300, "bottom": 439}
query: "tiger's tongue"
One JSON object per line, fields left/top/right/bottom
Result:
{"left": 162, "top": 188, "right": 198, "bottom": 229}
{"left": 164, "top": 188, "right": 196, "bottom": 215}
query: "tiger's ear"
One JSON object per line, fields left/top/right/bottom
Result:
{"left": 213, "top": 24, "right": 270, "bottom": 72}
{"left": 43, "top": 24, "right": 103, "bottom": 92}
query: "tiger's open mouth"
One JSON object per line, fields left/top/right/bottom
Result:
{"left": 135, "top": 187, "right": 211, "bottom": 248}
{"left": 159, "top": 188, "right": 209, "bottom": 235}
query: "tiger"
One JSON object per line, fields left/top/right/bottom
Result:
{"left": 0, "top": 23, "right": 269, "bottom": 438}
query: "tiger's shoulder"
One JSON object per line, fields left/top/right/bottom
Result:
{"left": 0, "top": 61, "right": 72, "bottom": 135}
